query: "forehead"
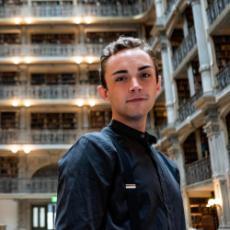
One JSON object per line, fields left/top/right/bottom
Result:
{"left": 105, "top": 48, "right": 154, "bottom": 71}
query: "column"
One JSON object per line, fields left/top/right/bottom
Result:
{"left": 182, "top": 17, "right": 196, "bottom": 96}
{"left": 155, "top": 0, "right": 164, "bottom": 18}
{"left": 204, "top": 107, "right": 229, "bottom": 177}
{"left": 160, "top": 36, "right": 176, "bottom": 124}
{"left": 82, "top": 106, "right": 89, "bottom": 129}
{"left": 167, "top": 135, "right": 191, "bottom": 229}
{"left": 190, "top": 0, "right": 213, "bottom": 94}
{"left": 187, "top": 65, "right": 196, "bottom": 96}
{"left": 204, "top": 107, "right": 230, "bottom": 229}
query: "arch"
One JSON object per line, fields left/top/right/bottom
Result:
{"left": 32, "top": 164, "right": 58, "bottom": 178}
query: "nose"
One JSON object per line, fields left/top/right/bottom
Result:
{"left": 129, "top": 77, "right": 142, "bottom": 93}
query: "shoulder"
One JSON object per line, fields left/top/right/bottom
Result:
{"left": 58, "top": 129, "right": 117, "bottom": 176}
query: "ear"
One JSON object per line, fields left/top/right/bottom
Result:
{"left": 156, "top": 75, "right": 161, "bottom": 97}
{"left": 97, "top": 85, "right": 109, "bottom": 101}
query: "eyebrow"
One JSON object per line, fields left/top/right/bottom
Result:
{"left": 138, "top": 65, "right": 154, "bottom": 71}
{"left": 112, "top": 70, "right": 128, "bottom": 75}
{"left": 112, "top": 65, "right": 154, "bottom": 75}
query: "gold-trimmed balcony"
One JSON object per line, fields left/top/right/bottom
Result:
{"left": 177, "top": 90, "right": 203, "bottom": 123}
{"left": 0, "top": 84, "right": 103, "bottom": 106}
{"left": 172, "top": 26, "right": 197, "bottom": 72}
{"left": 206, "top": 0, "right": 230, "bottom": 34}
{"left": 0, "top": 0, "right": 154, "bottom": 24}
{"left": 185, "top": 157, "right": 212, "bottom": 185}
{"left": 0, "top": 44, "right": 104, "bottom": 63}
{"left": 0, "top": 177, "right": 57, "bottom": 194}
{"left": 0, "top": 128, "right": 97, "bottom": 146}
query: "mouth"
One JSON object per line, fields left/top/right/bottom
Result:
{"left": 126, "top": 97, "right": 148, "bottom": 103}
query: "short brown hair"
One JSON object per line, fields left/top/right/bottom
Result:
{"left": 99, "top": 36, "right": 159, "bottom": 88}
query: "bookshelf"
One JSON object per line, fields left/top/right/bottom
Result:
{"left": 213, "top": 35, "right": 230, "bottom": 71}
{"left": 176, "top": 78, "right": 190, "bottom": 105}
{"left": 31, "top": 73, "right": 76, "bottom": 85}
{"left": 31, "top": 113, "right": 78, "bottom": 129}
{"left": 31, "top": 33, "right": 75, "bottom": 44}
{"left": 183, "top": 132, "right": 198, "bottom": 164}
{"left": 0, "top": 112, "right": 18, "bottom": 129}
{"left": 0, "top": 156, "right": 18, "bottom": 177}
{"left": 85, "top": 31, "right": 138, "bottom": 44}
{"left": 0, "top": 72, "right": 18, "bottom": 85}
{"left": 0, "top": 33, "right": 21, "bottom": 44}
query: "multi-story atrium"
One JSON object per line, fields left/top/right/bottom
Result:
{"left": 0, "top": 0, "right": 229, "bottom": 229}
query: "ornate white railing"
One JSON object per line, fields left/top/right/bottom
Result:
{"left": 0, "top": 177, "right": 57, "bottom": 193}
{"left": 0, "top": 1, "right": 153, "bottom": 18}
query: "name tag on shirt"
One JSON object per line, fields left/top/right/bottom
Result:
{"left": 125, "top": 184, "right": 136, "bottom": 189}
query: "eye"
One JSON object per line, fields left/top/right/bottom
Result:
{"left": 115, "top": 76, "right": 128, "bottom": 82}
{"left": 140, "top": 72, "right": 151, "bottom": 79}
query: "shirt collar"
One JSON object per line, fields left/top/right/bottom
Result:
{"left": 108, "top": 119, "right": 157, "bottom": 145}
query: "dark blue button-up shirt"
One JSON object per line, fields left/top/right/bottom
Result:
{"left": 56, "top": 120, "right": 186, "bottom": 229}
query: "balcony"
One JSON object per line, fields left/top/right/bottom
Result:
{"left": 177, "top": 90, "right": 202, "bottom": 123}
{"left": 172, "top": 27, "right": 197, "bottom": 70}
{"left": 185, "top": 157, "right": 212, "bottom": 185}
{"left": 0, "top": 84, "right": 98, "bottom": 100}
{"left": 28, "top": 84, "right": 98, "bottom": 99}
{"left": 206, "top": 0, "right": 230, "bottom": 25}
{"left": 0, "top": 1, "right": 152, "bottom": 19}
{"left": 217, "top": 64, "right": 230, "bottom": 91}
{"left": 0, "top": 44, "right": 104, "bottom": 58}
{"left": 0, "top": 85, "right": 21, "bottom": 99}
{"left": 0, "top": 177, "right": 57, "bottom": 193}
{"left": 0, "top": 129, "right": 97, "bottom": 145}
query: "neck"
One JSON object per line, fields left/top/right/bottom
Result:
{"left": 112, "top": 116, "right": 146, "bottom": 133}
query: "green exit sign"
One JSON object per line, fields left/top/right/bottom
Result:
{"left": 51, "top": 196, "right": 57, "bottom": 203}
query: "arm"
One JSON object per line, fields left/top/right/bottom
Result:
{"left": 55, "top": 135, "right": 115, "bottom": 230}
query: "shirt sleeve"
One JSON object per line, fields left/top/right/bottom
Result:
{"left": 55, "top": 135, "right": 116, "bottom": 230}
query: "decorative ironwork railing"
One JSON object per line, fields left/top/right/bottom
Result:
{"left": 206, "top": 0, "right": 230, "bottom": 25}
{"left": 0, "top": 177, "right": 57, "bottom": 193}
{"left": 0, "top": 129, "right": 98, "bottom": 145}
{"left": 185, "top": 157, "right": 212, "bottom": 185}
{"left": 172, "top": 27, "right": 197, "bottom": 70}
{"left": 0, "top": 1, "right": 152, "bottom": 18}
{"left": 177, "top": 90, "right": 202, "bottom": 122}
{"left": 216, "top": 64, "right": 230, "bottom": 91}
{"left": 0, "top": 84, "right": 98, "bottom": 100}
{"left": 0, "top": 44, "right": 104, "bottom": 57}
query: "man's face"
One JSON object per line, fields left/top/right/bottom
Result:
{"left": 99, "top": 48, "right": 161, "bottom": 125}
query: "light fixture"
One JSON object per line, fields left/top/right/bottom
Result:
{"left": 12, "top": 99, "right": 20, "bottom": 107}
{"left": 86, "top": 56, "right": 94, "bottom": 64}
{"left": 23, "top": 99, "right": 31, "bottom": 107}
{"left": 74, "top": 56, "right": 83, "bottom": 64}
{"left": 73, "top": 17, "right": 82, "bottom": 24}
{"left": 14, "top": 17, "right": 22, "bottom": 24}
{"left": 22, "top": 145, "right": 32, "bottom": 154}
{"left": 75, "top": 99, "right": 84, "bottom": 107}
{"left": 24, "top": 56, "right": 32, "bottom": 64}
{"left": 12, "top": 57, "right": 21, "bottom": 65}
{"left": 206, "top": 198, "right": 222, "bottom": 208}
{"left": 88, "top": 99, "right": 96, "bottom": 107}
{"left": 10, "top": 145, "right": 20, "bottom": 154}
{"left": 84, "top": 16, "right": 93, "bottom": 24}
{"left": 24, "top": 17, "right": 33, "bottom": 24}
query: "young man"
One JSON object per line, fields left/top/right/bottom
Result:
{"left": 55, "top": 37, "right": 186, "bottom": 230}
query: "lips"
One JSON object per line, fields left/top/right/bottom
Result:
{"left": 126, "top": 95, "right": 148, "bottom": 103}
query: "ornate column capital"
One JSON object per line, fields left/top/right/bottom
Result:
{"left": 203, "top": 107, "right": 220, "bottom": 137}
